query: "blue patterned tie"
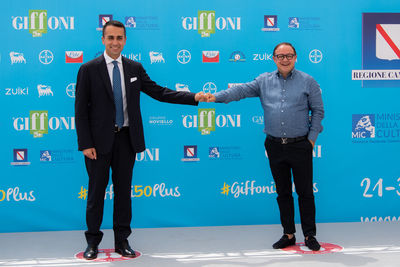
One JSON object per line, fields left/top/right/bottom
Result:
{"left": 112, "top": 61, "right": 124, "bottom": 128}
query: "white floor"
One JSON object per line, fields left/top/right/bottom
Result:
{"left": 0, "top": 222, "right": 399, "bottom": 267}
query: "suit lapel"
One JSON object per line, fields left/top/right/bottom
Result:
{"left": 97, "top": 55, "right": 114, "bottom": 101}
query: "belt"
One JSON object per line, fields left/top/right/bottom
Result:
{"left": 267, "top": 135, "right": 307, "bottom": 144}
{"left": 114, "top": 126, "right": 129, "bottom": 133}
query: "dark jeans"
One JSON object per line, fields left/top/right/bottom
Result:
{"left": 84, "top": 129, "right": 136, "bottom": 246}
{"left": 265, "top": 137, "right": 316, "bottom": 237}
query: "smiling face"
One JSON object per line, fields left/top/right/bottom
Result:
{"left": 273, "top": 44, "right": 297, "bottom": 78}
{"left": 102, "top": 25, "right": 126, "bottom": 59}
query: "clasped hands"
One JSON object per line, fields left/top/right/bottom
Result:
{"left": 194, "top": 92, "right": 216, "bottom": 102}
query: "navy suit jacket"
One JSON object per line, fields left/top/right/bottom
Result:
{"left": 75, "top": 55, "right": 198, "bottom": 154}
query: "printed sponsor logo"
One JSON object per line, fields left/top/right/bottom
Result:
{"left": 125, "top": 16, "right": 159, "bottom": 30}
{"left": 37, "top": 84, "right": 53, "bottom": 97}
{"left": 13, "top": 111, "right": 75, "bottom": 138}
{"left": 309, "top": 49, "right": 323, "bottom": 63}
{"left": 97, "top": 14, "right": 113, "bottom": 31}
{"left": 11, "top": 149, "right": 31, "bottom": 166}
{"left": 65, "top": 51, "right": 83, "bottom": 63}
{"left": 182, "top": 145, "right": 200, "bottom": 161}
{"left": 202, "top": 82, "right": 217, "bottom": 94}
{"left": 288, "top": 17, "right": 322, "bottom": 30}
{"left": 66, "top": 83, "right": 75, "bottom": 98}
{"left": 0, "top": 187, "right": 35, "bottom": 202}
{"left": 39, "top": 50, "right": 54, "bottom": 64}
{"left": 149, "top": 51, "right": 165, "bottom": 64}
{"left": 12, "top": 10, "right": 74, "bottom": 37}
{"left": 182, "top": 109, "right": 241, "bottom": 135}
{"left": 181, "top": 11, "right": 241, "bottom": 37}
{"left": 352, "top": 113, "right": 400, "bottom": 142}
{"left": 229, "top": 51, "right": 246, "bottom": 62}
{"left": 352, "top": 13, "right": 400, "bottom": 87}
{"left": 10, "top": 52, "right": 26, "bottom": 64}
{"left": 122, "top": 53, "right": 141, "bottom": 61}
{"left": 5, "top": 87, "right": 29, "bottom": 96}
{"left": 176, "top": 83, "right": 190, "bottom": 92}
{"left": 202, "top": 51, "right": 219, "bottom": 63}
{"left": 262, "top": 15, "right": 279, "bottom": 31}
{"left": 39, "top": 149, "right": 75, "bottom": 163}
{"left": 148, "top": 116, "right": 173, "bottom": 126}
{"left": 209, "top": 146, "right": 241, "bottom": 160}
{"left": 177, "top": 49, "right": 191, "bottom": 64}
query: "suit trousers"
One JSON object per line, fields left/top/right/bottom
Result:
{"left": 264, "top": 137, "right": 316, "bottom": 237}
{"left": 84, "top": 129, "right": 135, "bottom": 246}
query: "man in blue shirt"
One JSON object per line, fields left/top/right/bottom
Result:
{"left": 207, "top": 42, "right": 324, "bottom": 251}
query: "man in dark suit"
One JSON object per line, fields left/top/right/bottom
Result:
{"left": 75, "top": 20, "right": 206, "bottom": 260}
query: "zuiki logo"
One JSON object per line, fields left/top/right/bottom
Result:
{"left": 5, "top": 87, "right": 28, "bottom": 96}
{"left": 182, "top": 108, "right": 241, "bottom": 135}
{"left": 13, "top": 111, "right": 75, "bottom": 138}
{"left": 122, "top": 53, "right": 141, "bottom": 61}
{"left": 253, "top": 52, "right": 273, "bottom": 61}
{"left": 182, "top": 145, "right": 200, "bottom": 162}
{"left": 65, "top": 51, "right": 83, "bottom": 63}
{"left": 181, "top": 11, "right": 241, "bottom": 37}
{"left": 10, "top": 52, "right": 26, "bottom": 64}
{"left": 352, "top": 13, "right": 400, "bottom": 87}
{"left": 352, "top": 114, "right": 375, "bottom": 138}
{"left": 149, "top": 51, "right": 165, "bottom": 64}
{"left": 229, "top": 51, "right": 246, "bottom": 62}
{"left": 37, "top": 84, "right": 53, "bottom": 97}
{"left": 262, "top": 15, "right": 279, "bottom": 31}
{"left": 12, "top": 10, "right": 75, "bottom": 37}
{"left": 11, "top": 149, "right": 31, "bottom": 166}
{"left": 352, "top": 113, "right": 400, "bottom": 142}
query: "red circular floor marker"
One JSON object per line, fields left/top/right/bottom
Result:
{"left": 281, "top": 242, "right": 343, "bottom": 254}
{"left": 75, "top": 248, "right": 141, "bottom": 262}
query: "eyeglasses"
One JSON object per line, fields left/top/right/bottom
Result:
{"left": 274, "top": 54, "right": 296, "bottom": 60}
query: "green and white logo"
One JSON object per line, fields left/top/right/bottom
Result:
{"left": 30, "top": 110, "right": 48, "bottom": 137}
{"left": 198, "top": 11, "right": 215, "bottom": 37}
{"left": 198, "top": 108, "right": 215, "bottom": 135}
{"left": 29, "top": 10, "right": 47, "bottom": 37}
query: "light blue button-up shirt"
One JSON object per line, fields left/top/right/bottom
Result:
{"left": 214, "top": 69, "right": 324, "bottom": 142}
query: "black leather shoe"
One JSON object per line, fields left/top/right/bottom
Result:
{"left": 305, "top": 236, "right": 321, "bottom": 251}
{"left": 83, "top": 246, "right": 98, "bottom": 260}
{"left": 272, "top": 234, "right": 296, "bottom": 249}
{"left": 115, "top": 240, "right": 136, "bottom": 258}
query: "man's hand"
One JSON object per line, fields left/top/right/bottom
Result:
{"left": 83, "top": 148, "right": 97, "bottom": 160}
{"left": 195, "top": 92, "right": 208, "bottom": 102}
{"left": 309, "top": 139, "right": 315, "bottom": 148}
{"left": 206, "top": 93, "right": 216, "bottom": 102}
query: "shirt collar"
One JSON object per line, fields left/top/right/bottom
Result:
{"left": 276, "top": 68, "right": 296, "bottom": 79}
{"left": 103, "top": 51, "right": 122, "bottom": 65}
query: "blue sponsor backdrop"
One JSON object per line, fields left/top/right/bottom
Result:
{"left": 1, "top": 0, "right": 400, "bottom": 233}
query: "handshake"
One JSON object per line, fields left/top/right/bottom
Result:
{"left": 194, "top": 92, "right": 216, "bottom": 102}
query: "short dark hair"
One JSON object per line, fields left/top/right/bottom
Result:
{"left": 102, "top": 20, "right": 126, "bottom": 37}
{"left": 273, "top": 42, "right": 296, "bottom": 56}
